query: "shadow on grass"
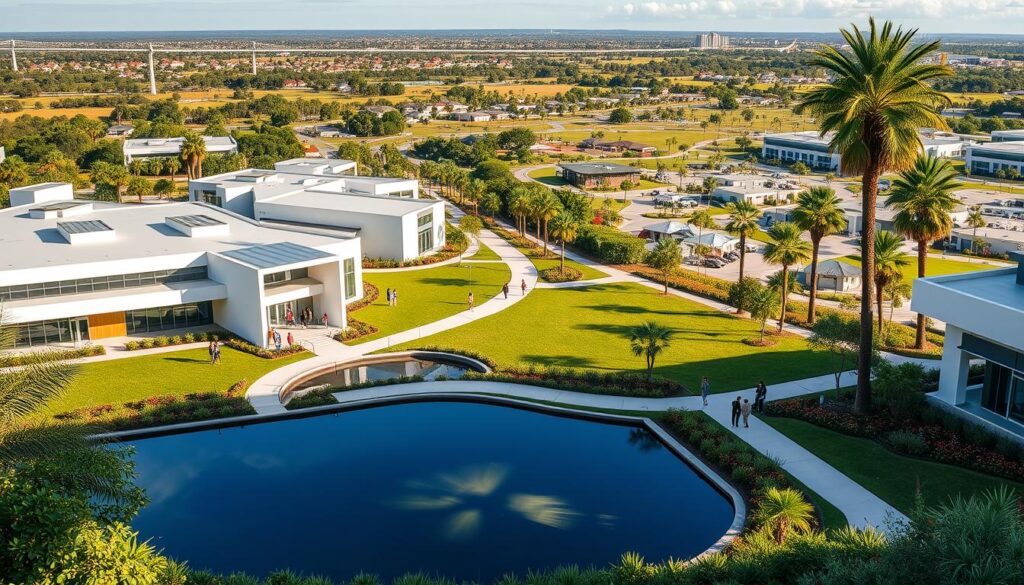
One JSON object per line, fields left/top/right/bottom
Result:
{"left": 163, "top": 357, "right": 211, "bottom": 364}
{"left": 518, "top": 354, "right": 598, "bottom": 368}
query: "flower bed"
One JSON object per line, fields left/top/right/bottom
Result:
{"left": 766, "top": 396, "right": 1024, "bottom": 483}
{"left": 222, "top": 339, "right": 306, "bottom": 360}
{"left": 345, "top": 282, "right": 379, "bottom": 312}
{"left": 539, "top": 266, "right": 582, "bottom": 283}
{"left": 53, "top": 379, "right": 254, "bottom": 431}
{"left": 333, "top": 318, "right": 378, "bottom": 343}
{"left": 0, "top": 344, "right": 105, "bottom": 368}
{"left": 123, "top": 330, "right": 228, "bottom": 351}
{"left": 362, "top": 245, "right": 464, "bottom": 269}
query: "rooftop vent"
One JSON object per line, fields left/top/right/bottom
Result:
{"left": 57, "top": 220, "right": 115, "bottom": 245}
{"left": 165, "top": 214, "right": 230, "bottom": 238}
{"left": 29, "top": 200, "right": 93, "bottom": 220}
{"left": 234, "top": 172, "right": 279, "bottom": 184}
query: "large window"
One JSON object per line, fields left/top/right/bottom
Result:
{"left": 263, "top": 267, "right": 309, "bottom": 285}
{"left": 344, "top": 258, "right": 357, "bottom": 299}
{"left": 417, "top": 212, "right": 434, "bottom": 254}
{"left": 13, "top": 318, "right": 89, "bottom": 348}
{"left": 197, "top": 190, "right": 221, "bottom": 206}
{"left": 125, "top": 301, "right": 213, "bottom": 335}
{"left": 0, "top": 267, "right": 209, "bottom": 303}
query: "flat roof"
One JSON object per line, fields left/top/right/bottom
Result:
{"left": 919, "top": 268, "right": 1024, "bottom": 313}
{"left": 969, "top": 142, "right": 1024, "bottom": 155}
{"left": 220, "top": 242, "right": 334, "bottom": 270}
{"left": 258, "top": 189, "right": 437, "bottom": 216}
{"left": 123, "top": 136, "right": 236, "bottom": 155}
{"left": 558, "top": 162, "right": 641, "bottom": 175}
{"left": 12, "top": 182, "right": 66, "bottom": 192}
{"left": 30, "top": 201, "right": 89, "bottom": 212}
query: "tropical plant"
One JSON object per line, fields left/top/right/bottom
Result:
{"left": 533, "top": 189, "right": 562, "bottom": 255}
{"left": 763, "top": 222, "right": 812, "bottom": 332}
{"left": 180, "top": 131, "right": 208, "bottom": 179}
{"left": 886, "top": 156, "right": 959, "bottom": 348}
{"left": 808, "top": 312, "right": 861, "bottom": 392}
{"left": 724, "top": 200, "right": 760, "bottom": 282}
{"left": 747, "top": 284, "right": 781, "bottom": 344}
{"left": 628, "top": 321, "right": 673, "bottom": 381}
{"left": 646, "top": 237, "right": 683, "bottom": 294}
{"left": 966, "top": 205, "right": 987, "bottom": 254}
{"left": 869, "top": 230, "right": 911, "bottom": 332}
{"left": 791, "top": 186, "right": 846, "bottom": 323}
{"left": 548, "top": 212, "right": 581, "bottom": 272}
{"left": 753, "top": 487, "right": 815, "bottom": 544}
{"left": 797, "top": 18, "right": 952, "bottom": 415}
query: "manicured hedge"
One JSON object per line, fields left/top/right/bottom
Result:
{"left": 0, "top": 344, "right": 105, "bottom": 368}
{"left": 539, "top": 266, "right": 582, "bottom": 283}
{"left": 574, "top": 224, "right": 647, "bottom": 264}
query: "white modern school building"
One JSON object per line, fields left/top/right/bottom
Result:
{"left": 188, "top": 159, "right": 445, "bottom": 261}
{"left": 1, "top": 182, "right": 363, "bottom": 350}
{"left": 763, "top": 130, "right": 975, "bottom": 173}
{"left": 122, "top": 136, "right": 238, "bottom": 164}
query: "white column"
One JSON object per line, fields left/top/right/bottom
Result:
{"left": 937, "top": 325, "right": 971, "bottom": 406}
{"left": 251, "top": 42, "right": 257, "bottom": 75}
{"left": 9, "top": 40, "right": 16, "bottom": 72}
{"left": 147, "top": 44, "right": 157, "bottom": 95}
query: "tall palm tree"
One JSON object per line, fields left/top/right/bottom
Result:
{"left": 549, "top": 212, "right": 580, "bottom": 272}
{"left": 966, "top": 206, "right": 987, "bottom": 254}
{"left": 754, "top": 487, "right": 815, "bottom": 544}
{"left": 797, "top": 18, "right": 952, "bottom": 415}
{"left": 763, "top": 222, "right": 812, "bottom": 333}
{"left": 508, "top": 188, "right": 532, "bottom": 237}
{"left": 724, "top": 201, "right": 760, "bottom": 282}
{"left": 534, "top": 190, "right": 562, "bottom": 255}
{"left": 886, "top": 156, "right": 959, "bottom": 348}
{"left": 870, "top": 230, "right": 911, "bottom": 332}
{"left": 688, "top": 208, "right": 717, "bottom": 273}
{"left": 791, "top": 186, "right": 846, "bottom": 324}
{"left": 629, "top": 321, "right": 673, "bottom": 381}
{"left": 180, "top": 131, "right": 207, "bottom": 180}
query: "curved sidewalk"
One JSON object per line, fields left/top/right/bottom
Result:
{"left": 245, "top": 225, "right": 538, "bottom": 414}
{"left": 329, "top": 376, "right": 905, "bottom": 532}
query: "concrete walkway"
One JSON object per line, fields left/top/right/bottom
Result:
{"left": 245, "top": 224, "right": 538, "bottom": 414}
{"left": 328, "top": 375, "right": 905, "bottom": 531}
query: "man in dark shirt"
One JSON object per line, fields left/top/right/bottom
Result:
{"left": 731, "top": 396, "right": 742, "bottom": 427}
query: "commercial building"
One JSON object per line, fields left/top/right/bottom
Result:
{"left": 991, "top": 129, "right": 1024, "bottom": 142}
{"left": 912, "top": 254, "right": 1024, "bottom": 441}
{"left": 556, "top": 162, "right": 642, "bottom": 189}
{"left": 710, "top": 174, "right": 799, "bottom": 205}
{"left": 188, "top": 160, "right": 444, "bottom": 261}
{"left": 965, "top": 142, "right": 1024, "bottom": 177}
{"left": 122, "top": 136, "right": 238, "bottom": 165}
{"left": 762, "top": 132, "right": 842, "bottom": 172}
{"left": 0, "top": 183, "right": 363, "bottom": 350}
{"left": 579, "top": 138, "right": 657, "bottom": 157}
{"left": 696, "top": 33, "right": 729, "bottom": 49}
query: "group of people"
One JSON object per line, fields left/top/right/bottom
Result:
{"left": 207, "top": 340, "right": 222, "bottom": 364}
{"left": 500, "top": 279, "right": 527, "bottom": 300}
{"left": 385, "top": 288, "right": 399, "bottom": 306}
{"left": 730, "top": 381, "right": 769, "bottom": 428}
{"left": 285, "top": 307, "right": 323, "bottom": 328}
{"left": 267, "top": 328, "right": 283, "bottom": 350}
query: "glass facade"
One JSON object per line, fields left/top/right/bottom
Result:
{"left": 125, "top": 302, "right": 213, "bottom": 335}
{"left": 14, "top": 318, "right": 89, "bottom": 348}
{"left": 417, "top": 212, "right": 434, "bottom": 254}
{"left": 344, "top": 258, "right": 357, "bottom": 299}
{"left": 263, "top": 267, "right": 309, "bottom": 285}
{"left": 0, "top": 266, "right": 209, "bottom": 302}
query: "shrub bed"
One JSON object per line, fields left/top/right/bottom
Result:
{"left": 766, "top": 395, "right": 1024, "bottom": 483}
{"left": 345, "top": 282, "right": 379, "bottom": 312}
{"left": 123, "top": 330, "right": 228, "bottom": 351}
{"left": 575, "top": 224, "right": 647, "bottom": 264}
{"left": 463, "top": 365, "right": 686, "bottom": 398}
{"left": 539, "top": 266, "right": 582, "bottom": 283}
{"left": 333, "top": 318, "right": 378, "bottom": 343}
{"left": 53, "top": 379, "right": 254, "bottom": 431}
{"left": 285, "top": 375, "right": 426, "bottom": 410}
{"left": 222, "top": 338, "right": 307, "bottom": 360}
{"left": 0, "top": 344, "right": 105, "bottom": 367}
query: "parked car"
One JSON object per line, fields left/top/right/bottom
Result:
{"left": 745, "top": 243, "right": 759, "bottom": 253}
{"left": 704, "top": 257, "right": 727, "bottom": 268}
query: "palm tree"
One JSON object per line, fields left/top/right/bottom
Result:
{"left": 629, "top": 321, "right": 673, "bottom": 381}
{"left": 870, "top": 230, "right": 911, "bottom": 332}
{"left": 763, "top": 222, "right": 812, "bottom": 333}
{"left": 508, "top": 188, "right": 531, "bottom": 236}
{"left": 549, "top": 213, "right": 580, "bottom": 272}
{"left": 688, "top": 208, "right": 716, "bottom": 273}
{"left": 724, "top": 201, "right": 760, "bottom": 282}
{"left": 754, "top": 487, "right": 815, "bottom": 544}
{"left": 180, "top": 131, "right": 207, "bottom": 180}
{"left": 749, "top": 285, "right": 781, "bottom": 344}
{"left": 534, "top": 190, "right": 562, "bottom": 255}
{"left": 791, "top": 186, "right": 846, "bottom": 324}
{"left": 966, "top": 206, "right": 987, "bottom": 254}
{"left": 797, "top": 18, "right": 952, "bottom": 415}
{"left": 886, "top": 156, "right": 959, "bottom": 348}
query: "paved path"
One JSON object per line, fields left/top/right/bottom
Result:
{"left": 329, "top": 375, "right": 905, "bottom": 532}
{"left": 245, "top": 225, "right": 538, "bottom": 414}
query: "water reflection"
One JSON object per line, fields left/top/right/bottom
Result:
{"left": 298, "top": 358, "right": 470, "bottom": 390}
{"left": 507, "top": 494, "right": 579, "bottom": 529}
{"left": 628, "top": 428, "right": 664, "bottom": 453}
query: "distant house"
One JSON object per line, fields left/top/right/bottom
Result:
{"left": 363, "top": 105, "right": 397, "bottom": 118}
{"left": 557, "top": 162, "right": 641, "bottom": 189}
{"left": 798, "top": 259, "right": 861, "bottom": 292}
{"left": 644, "top": 220, "right": 694, "bottom": 242}
{"left": 681, "top": 232, "right": 739, "bottom": 256}
{"left": 451, "top": 111, "right": 492, "bottom": 122}
{"left": 579, "top": 138, "right": 657, "bottom": 157}
{"left": 106, "top": 124, "right": 134, "bottom": 137}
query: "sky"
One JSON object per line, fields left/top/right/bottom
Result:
{"left": 1, "top": 0, "right": 1023, "bottom": 35}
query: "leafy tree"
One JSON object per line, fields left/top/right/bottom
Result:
{"left": 496, "top": 127, "right": 536, "bottom": 151}
{"left": 797, "top": 18, "right": 952, "bottom": 415}
{"left": 153, "top": 178, "right": 175, "bottom": 197}
{"left": 886, "top": 156, "right": 959, "bottom": 349}
{"left": 458, "top": 214, "right": 483, "bottom": 240}
{"left": 763, "top": 222, "right": 812, "bottom": 332}
{"left": 748, "top": 283, "right": 781, "bottom": 344}
{"left": 90, "top": 161, "right": 130, "bottom": 202}
{"left": 724, "top": 201, "right": 760, "bottom": 282}
{"left": 608, "top": 107, "right": 633, "bottom": 124}
{"left": 646, "top": 237, "right": 682, "bottom": 294}
{"left": 125, "top": 175, "right": 153, "bottom": 203}
{"left": 789, "top": 161, "right": 811, "bottom": 175}
{"left": 628, "top": 321, "right": 673, "bottom": 381}
{"left": 480, "top": 192, "right": 501, "bottom": 219}
{"left": 791, "top": 186, "right": 846, "bottom": 323}
{"left": 809, "top": 313, "right": 862, "bottom": 392}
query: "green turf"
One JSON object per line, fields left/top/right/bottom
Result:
{"left": 393, "top": 282, "right": 835, "bottom": 393}
{"left": 47, "top": 347, "right": 311, "bottom": 415}
{"left": 838, "top": 254, "right": 995, "bottom": 287}
{"left": 532, "top": 253, "right": 608, "bottom": 281}
{"left": 357, "top": 262, "right": 512, "bottom": 344}
{"left": 466, "top": 241, "right": 501, "bottom": 261}
{"left": 761, "top": 416, "right": 1024, "bottom": 515}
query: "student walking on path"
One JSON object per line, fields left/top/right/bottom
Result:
{"left": 741, "top": 399, "right": 752, "bottom": 428}
{"left": 502, "top": 283, "right": 509, "bottom": 300}
{"left": 321, "top": 312, "right": 329, "bottom": 328}
{"left": 520, "top": 279, "right": 527, "bottom": 296}
{"left": 392, "top": 289, "right": 399, "bottom": 306}
{"left": 273, "top": 329, "right": 282, "bottom": 351}
{"left": 386, "top": 288, "right": 392, "bottom": 306}
{"left": 731, "top": 396, "right": 742, "bottom": 427}
{"left": 700, "top": 376, "right": 711, "bottom": 406}
{"left": 755, "top": 381, "right": 768, "bottom": 413}
{"left": 467, "top": 291, "right": 475, "bottom": 311}
{"left": 286, "top": 332, "right": 294, "bottom": 347}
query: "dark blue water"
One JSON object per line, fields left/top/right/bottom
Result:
{"left": 129, "top": 401, "right": 734, "bottom": 582}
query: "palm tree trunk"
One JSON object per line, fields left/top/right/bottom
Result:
{"left": 543, "top": 220, "right": 549, "bottom": 255}
{"left": 778, "top": 266, "right": 789, "bottom": 332}
{"left": 560, "top": 239, "right": 566, "bottom": 271}
{"left": 876, "top": 281, "right": 885, "bottom": 332}
{"left": 915, "top": 240, "right": 928, "bottom": 349}
{"left": 856, "top": 158, "right": 881, "bottom": 416}
{"left": 807, "top": 237, "right": 821, "bottom": 324}
{"left": 738, "top": 233, "right": 747, "bottom": 281}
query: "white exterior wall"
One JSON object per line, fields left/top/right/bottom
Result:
{"left": 9, "top": 183, "right": 74, "bottom": 207}
{"left": 206, "top": 254, "right": 267, "bottom": 347}
{"left": 307, "top": 262, "right": 346, "bottom": 327}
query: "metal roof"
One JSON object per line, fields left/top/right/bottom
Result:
{"left": 166, "top": 214, "right": 226, "bottom": 228}
{"left": 558, "top": 162, "right": 640, "bottom": 175}
{"left": 57, "top": 220, "right": 113, "bottom": 234}
{"left": 220, "top": 241, "right": 333, "bottom": 269}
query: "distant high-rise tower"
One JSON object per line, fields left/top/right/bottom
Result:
{"left": 696, "top": 33, "right": 729, "bottom": 50}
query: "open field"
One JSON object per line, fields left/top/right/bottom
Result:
{"left": 838, "top": 254, "right": 996, "bottom": 286}
{"left": 393, "top": 281, "right": 835, "bottom": 392}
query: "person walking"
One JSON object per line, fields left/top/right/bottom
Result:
{"left": 386, "top": 288, "right": 393, "bottom": 306}
{"left": 208, "top": 341, "right": 216, "bottom": 364}
{"left": 267, "top": 327, "right": 274, "bottom": 347}
{"left": 212, "top": 341, "right": 221, "bottom": 365}
{"left": 321, "top": 312, "right": 329, "bottom": 328}
{"left": 467, "top": 291, "right": 475, "bottom": 311}
{"left": 392, "top": 289, "right": 398, "bottom": 306}
{"left": 700, "top": 376, "right": 711, "bottom": 406}
{"left": 731, "top": 396, "right": 742, "bottom": 427}
{"left": 741, "top": 399, "right": 752, "bottom": 428}
{"left": 273, "top": 329, "right": 282, "bottom": 351}
{"left": 520, "top": 279, "right": 527, "bottom": 296}
{"left": 286, "top": 331, "right": 294, "bottom": 347}
{"left": 755, "top": 381, "right": 767, "bottom": 413}
{"left": 502, "top": 283, "right": 509, "bottom": 300}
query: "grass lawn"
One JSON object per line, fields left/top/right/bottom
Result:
{"left": 467, "top": 241, "right": 501, "bottom": 261}
{"left": 761, "top": 416, "right": 1024, "bottom": 515}
{"left": 46, "top": 347, "right": 311, "bottom": 415}
{"left": 357, "top": 262, "right": 512, "bottom": 344}
{"left": 531, "top": 252, "right": 608, "bottom": 280}
{"left": 839, "top": 254, "right": 995, "bottom": 286}
{"left": 527, "top": 167, "right": 570, "bottom": 188}
{"left": 393, "top": 282, "right": 834, "bottom": 393}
